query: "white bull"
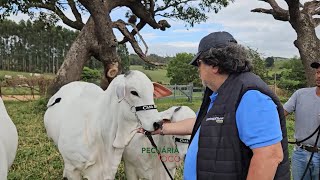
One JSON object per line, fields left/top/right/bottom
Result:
{"left": 44, "top": 70, "right": 171, "bottom": 180}
{"left": 123, "top": 106, "right": 196, "bottom": 180}
{"left": 0, "top": 97, "right": 18, "bottom": 180}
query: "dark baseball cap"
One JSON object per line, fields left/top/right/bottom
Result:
{"left": 190, "top": 31, "right": 238, "bottom": 66}
{"left": 311, "top": 62, "right": 320, "bottom": 69}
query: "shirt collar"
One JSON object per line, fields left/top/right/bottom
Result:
{"left": 209, "top": 92, "right": 218, "bottom": 103}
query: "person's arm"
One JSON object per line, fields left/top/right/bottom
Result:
{"left": 161, "top": 118, "right": 196, "bottom": 135}
{"left": 284, "top": 110, "right": 289, "bottom": 116}
{"left": 247, "top": 142, "right": 283, "bottom": 180}
{"left": 283, "top": 90, "right": 299, "bottom": 117}
{"left": 236, "top": 90, "right": 284, "bottom": 179}
{"left": 138, "top": 118, "right": 196, "bottom": 135}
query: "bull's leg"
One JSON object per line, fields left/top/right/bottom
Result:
{"left": 63, "top": 164, "right": 81, "bottom": 180}
{"left": 0, "top": 145, "right": 8, "bottom": 180}
{"left": 124, "top": 163, "right": 139, "bottom": 180}
{"left": 82, "top": 165, "right": 104, "bottom": 180}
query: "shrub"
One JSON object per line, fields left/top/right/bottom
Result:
{"left": 81, "top": 67, "right": 101, "bottom": 82}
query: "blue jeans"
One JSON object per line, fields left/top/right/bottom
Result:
{"left": 292, "top": 146, "right": 320, "bottom": 180}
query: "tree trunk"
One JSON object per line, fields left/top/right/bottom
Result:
{"left": 48, "top": 1, "right": 122, "bottom": 95}
{"left": 47, "top": 18, "right": 98, "bottom": 95}
{"left": 291, "top": 13, "right": 320, "bottom": 86}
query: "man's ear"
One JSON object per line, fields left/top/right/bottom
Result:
{"left": 211, "top": 66, "right": 219, "bottom": 74}
{"left": 153, "top": 82, "right": 172, "bottom": 98}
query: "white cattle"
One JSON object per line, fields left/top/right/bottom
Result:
{"left": 0, "top": 97, "right": 18, "bottom": 180}
{"left": 123, "top": 106, "right": 196, "bottom": 180}
{"left": 4, "top": 75, "right": 12, "bottom": 79}
{"left": 44, "top": 81, "right": 104, "bottom": 144}
{"left": 17, "top": 75, "right": 26, "bottom": 79}
{"left": 44, "top": 70, "right": 169, "bottom": 180}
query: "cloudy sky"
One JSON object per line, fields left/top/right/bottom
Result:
{"left": 7, "top": 0, "right": 320, "bottom": 58}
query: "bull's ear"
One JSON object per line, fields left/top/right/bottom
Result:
{"left": 116, "top": 83, "right": 126, "bottom": 102}
{"left": 153, "top": 82, "right": 172, "bottom": 98}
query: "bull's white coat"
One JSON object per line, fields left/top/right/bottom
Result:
{"left": 44, "top": 70, "right": 162, "bottom": 180}
{"left": 0, "top": 97, "right": 18, "bottom": 180}
{"left": 123, "top": 106, "right": 196, "bottom": 180}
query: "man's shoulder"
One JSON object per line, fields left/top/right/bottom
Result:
{"left": 241, "top": 90, "right": 273, "bottom": 103}
{"left": 295, "top": 87, "right": 315, "bottom": 95}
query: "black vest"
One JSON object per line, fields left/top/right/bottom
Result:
{"left": 190, "top": 72, "right": 290, "bottom": 180}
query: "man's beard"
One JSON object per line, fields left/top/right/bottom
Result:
{"left": 202, "top": 80, "right": 207, "bottom": 88}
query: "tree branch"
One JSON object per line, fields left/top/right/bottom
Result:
{"left": 314, "top": 17, "right": 320, "bottom": 27}
{"left": 302, "top": 0, "right": 320, "bottom": 15}
{"left": 155, "top": 0, "right": 197, "bottom": 13}
{"left": 118, "top": 0, "right": 154, "bottom": 44}
{"left": 252, "top": 0, "right": 289, "bottom": 21}
{"left": 67, "top": 0, "right": 83, "bottom": 23}
{"left": 128, "top": 1, "right": 170, "bottom": 31}
{"left": 285, "top": 0, "right": 301, "bottom": 24}
{"left": 113, "top": 20, "right": 164, "bottom": 66}
{"left": 32, "top": 3, "right": 84, "bottom": 30}
{"left": 251, "top": 8, "right": 289, "bottom": 21}
{"left": 118, "top": 20, "right": 147, "bottom": 44}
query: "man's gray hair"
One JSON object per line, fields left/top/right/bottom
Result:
{"left": 199, "top": 44, "right": 252, "bottom": 74}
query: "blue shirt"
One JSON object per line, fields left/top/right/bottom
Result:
{"left": 183, "top": 90, "right": 283, "bottom": 180}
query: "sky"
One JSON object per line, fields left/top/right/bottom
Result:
{"left": 7, "top": 0, "right": 320, "bottom": 58}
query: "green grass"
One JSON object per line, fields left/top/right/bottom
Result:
{"left": 267, "top": 60, "right": 289, "bottom": 75}
{"left": 5, "top": 95, "right": 295, "bottom": 180}
{"left": 130, "top": 65, "right": 171, "bottom": 84}
{"left": 1, "top": 87, "right": 40, "bottom": 95}
{"left": 6, "top": 98, "right": 198, "bottom": 180}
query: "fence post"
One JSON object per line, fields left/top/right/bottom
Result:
{"left": 189, "top": 83, "right": 193, "bottom": 102}
{"left": 174, "top": 84, "right": 176, "bottom": 99}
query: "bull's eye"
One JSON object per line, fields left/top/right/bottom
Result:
{"left": 130, "top": 91, "right": 139, "bottom": 97}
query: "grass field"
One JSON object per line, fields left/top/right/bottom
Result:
{"left": 4, "top": 96, "right": 295, "bottom": 180}
{"left": 130, "top": 65, "right": 171, "bottom": 84}
{"left": 4, "top": 98, "right": 201, "bottom": 180}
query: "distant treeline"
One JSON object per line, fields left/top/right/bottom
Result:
{"left": 0, "top": 19, "right": 174, "bottom": 73}
{"left": 0, "top": 19, "right": 78, "bottom": 73}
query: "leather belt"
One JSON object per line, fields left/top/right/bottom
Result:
{"left": 297, "top": 143, "right": 320, "bottom": 153}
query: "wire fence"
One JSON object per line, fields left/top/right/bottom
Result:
{"left": 164, "top": 83, "right": 205, "bottom": 102}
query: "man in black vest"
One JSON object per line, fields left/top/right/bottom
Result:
{"left": 142, "top": 31, "right": 290, "bottom": 179}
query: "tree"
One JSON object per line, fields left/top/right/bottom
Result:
{"left": 0, "top": 19, "right": 77, "bottom": 73}
{"left": 252, "top": 0, "right": 320, "bottom": 86}
{"left": 167, "top": 53, "right": 201, "bottom": 86}
{"left": 117, "top": 44, "right": 130, "bottom": 73}
{"left": 278, "top": 56, "right": 307, "bottom": 92}
{"left": 0, "top": 0, "right": 233, "bottom": 95}
{"left": 247, "top": 48, "right": 268, "bottom": 82}
{"left": 265, "top": 56, "right": 275, "bottom": 68}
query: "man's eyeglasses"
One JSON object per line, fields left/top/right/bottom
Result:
{"left": 197, "top": 59, "right": 202, "bottom": 66}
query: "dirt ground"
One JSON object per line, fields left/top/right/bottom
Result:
{"left": 1, "top": 95, "right": 40, "bottom": 101}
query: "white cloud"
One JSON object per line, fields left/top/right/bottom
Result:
{"left": 172, "top": 28, "right": 205, "bottom": 33}
{"left": 127, "top": 42, "right": 197, "bottom": 57}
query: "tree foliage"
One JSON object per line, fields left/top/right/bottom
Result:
{"left": 166, "top": 53, "right": 201, "bottom": 86}
{"left": 117, "top": 44, "right": 130, "bottom": 73}
{"left": 265, "top": 56, "right": 275, "bottom": 67}
{"left": 252, "top": 0, "right": 320, "bottom": 86}
{"left": 278, "top": 57, "right": 307, "bottom": 92}
{"left": 0, "top": 19, "right": 78, "bottom": 73}
{"left": 81, "top": 66, "right": 101, "bottom": 82}
{"left": 247, "top": 48, "right": 268, "bottom": 82}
